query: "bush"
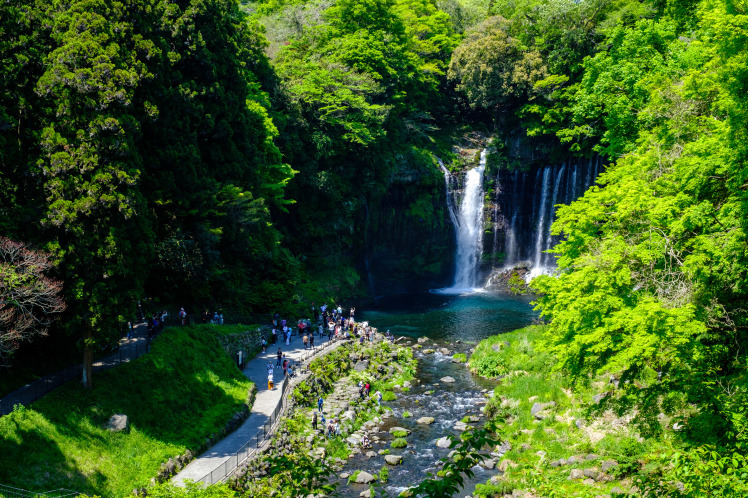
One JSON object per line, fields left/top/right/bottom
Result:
{"left": 382, "top": 391, "right": 396, "bottom": 401}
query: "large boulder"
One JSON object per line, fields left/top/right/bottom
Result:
{"left": 353, "top": 471, "right": 377, "bottom": 484}
{"left": 107, "top": 414, "right": 129, "bottom": 433}
{"left": 530, "top": 401, "right": 557, "bottom": 420}
{"left": 568, "top": 469, "right": 584, "bottom": 480}
{"left": 384, "top": 454, "right": 403, "bottom": 465}
{"left": 453, "top": 421, "right": 471, "bottom": 431}
{"left": 436, "top": 437, "right": 451, "bottom": 448}
{"left": 389, "top": 427, "right": 411, "bottom": 437}
{"left": 440, "top": 376, "right": 456, "bottom": 383}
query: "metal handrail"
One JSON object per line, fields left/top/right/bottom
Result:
{"left": 0, "top": 484, "right": 87, "bottom": 497}
{"left": 194, "top": 338, "right": 339, "bottom": 485}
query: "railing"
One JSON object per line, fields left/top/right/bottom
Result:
{"left": 195, "top": 338, "right": 341, "bottom": 485}
{"left": 163, "top": 314, "right": 274, "bottom": 327}
{"left": 197, "top": 376, "right": 291, "bottom": 486}
{"left": 0, "top": 340, "right": 150, "bottom": 416}
{"left": 0, "top": 484, "right": 86, "bottom": 497}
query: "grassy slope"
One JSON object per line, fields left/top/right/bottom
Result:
{"left": 469, "top": 326, "right": 666, "bottom": 497}
{"left": 0, "top": 325, "right": 253, "bottom": 498}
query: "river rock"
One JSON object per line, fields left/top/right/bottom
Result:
{"left": 107, "top": 414, "right": 129, "bottom": 432}
{"left": 453, "top": 421, "right": 471, "bottom": 431}
{"left": 602, "top": 459, "right": 619, "bottom": 471}
{"left": 389, "top": 426, "right": 411, "bottom": 436}
{"left": 436, "top": 437, "right": 451, "bottom": 448}
{"left": 347, "top": 435, "right": 362, "bottom": 446}
{"left": 384, "top": 454, "right": 403, "bottom": 465}
{"left": 583, "top": 468, "right": 600, "bottom": 480}
{"left": 360, "top": 490, "right": 371, "bottom": 498}
{"left": 480, "top": 458, "right": 496, "bottom": 470}
{"left": 568, "top": 469, "right": 584, "bottom": 480}
{"left": 417, "top": 416, "right": 435, "bottom": 425}
{"left": 531, "top": 401, "right": 557, "bottom": 420}
{"left": 423, "top": 349, "right": 435, "bottom": 354}
{"left": 353, "top": 471, "right": 377, "bottom": 484}
{"left": 440, "top": 376, "right": 456, "bottom": 383}
{"left": 340, "top": 472, "right": 350, "bottom": 479}
{"left": 354, "top": 360, "right": 368, "bottom": 372}
{"left": 498, "top": 459, "right": 517, "bottom": 472}
{"left": 439, "top": 348, "right": 450, "bottom": 355}
{"left": 366, "top": 451, "right": 377, "bottom": 458}
{"left": 417, "top": 337, "right": 429, "bottom": 344}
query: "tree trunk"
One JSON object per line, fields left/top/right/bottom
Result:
{"left": 82, "top": 322, "right": 93, "bottom": 389}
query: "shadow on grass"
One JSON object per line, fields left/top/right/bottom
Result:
{"left": 0, "top": 325, "right": 253, "bottom": 497}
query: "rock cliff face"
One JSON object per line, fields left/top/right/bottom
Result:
{"left": 363, "top": 155, "right": 455, "bottom": 296}
{"left": 359, "top": 130, "right": 603, "bottom": 296}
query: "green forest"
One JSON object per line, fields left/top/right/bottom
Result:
{"left": 2, "top": 0, "right": 748, "bottom": 493}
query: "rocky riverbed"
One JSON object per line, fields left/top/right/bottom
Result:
{"left": 334, "top": 336, "right": 501, "bottom": 497}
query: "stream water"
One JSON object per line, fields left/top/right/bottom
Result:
{"left": 338, "top": 291, "right": 537, "bottom": 496}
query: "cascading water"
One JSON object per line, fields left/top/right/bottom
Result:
{"left": 438, "top": 150, "right": 487, "bottom": 292}
{"left": 493, "top": 154, "right": 603, "bottom": 279}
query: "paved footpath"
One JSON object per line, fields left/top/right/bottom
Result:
{"left": 172, "top": 334, "right": 342, "bottom": 486}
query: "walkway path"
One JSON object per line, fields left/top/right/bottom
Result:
{"left": 172, "top": 334, "right": 343, "bottom": 486}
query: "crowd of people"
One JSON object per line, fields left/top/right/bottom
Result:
{"left": 269, "top": 304, "right": 377, "bottom": 349}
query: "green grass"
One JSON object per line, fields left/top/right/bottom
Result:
{"left": 468, "top": 325, "right": 551, "bottom": 378}
{"left": 452, "top": 353, "right": 467, "bottom": 363}
{"left": 0, "top": 324, "right": 253, "bottom": 497}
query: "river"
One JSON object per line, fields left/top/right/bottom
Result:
{"left": 338, "top": 291, "right": 537, "bottom": 496}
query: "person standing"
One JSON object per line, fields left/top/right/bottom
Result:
{"left": 317, "top": 396, "right": 324, "bottom": 413}
{"left": 303, "top": 333, "right": 309, "bottom": 349}
{"left": 312, "top": 412, "right": 318, "bottom": 431}
{"left": 276, "top": 348, "right": 282, "bottom": 367}
{"left": 283, "top": 357, "right": 288, "bottom": 376}
{"left": 179, "top": 307, "right": 187, "bottom": 326}
{"left": 309, "top": 333, "right": 315, "bottom": 349}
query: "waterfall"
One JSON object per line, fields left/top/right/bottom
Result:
{"left": 532, "top": 166, "right": 552, "bottom": 269}
{"left": 438, "top": 159, "right": 459, "bottom": 228}
{"left": 543, "top": 164, "right": 566, "bottom": 266}
{"left": 437, "top": 150, "right": 487, "bottom": 292}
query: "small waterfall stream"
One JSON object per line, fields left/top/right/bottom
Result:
{"left": 497, "top": 154, "right": 603, "bottom": 279}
